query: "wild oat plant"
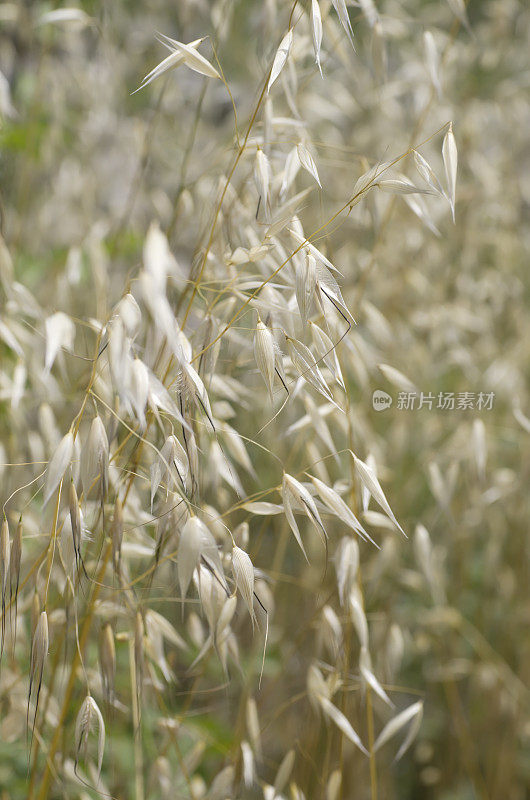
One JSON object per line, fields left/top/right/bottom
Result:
{"left": 0, "top": 1, "right": 528, "bottom": 798}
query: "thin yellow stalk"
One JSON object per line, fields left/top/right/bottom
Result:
{"left": 366, "top": 687, "right": 378, "bottom": 800}
{"left": 129, "top": 637, "right": 144, "bottom": 800}
{"left": 34, "top": 544, "right": 111, "bottom": 800}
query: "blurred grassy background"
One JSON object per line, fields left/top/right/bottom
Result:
{"left": 1, "top": 1, "right": 529, "bottom": 798}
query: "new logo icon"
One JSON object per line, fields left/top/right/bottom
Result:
{"left": 372, "top": 390, "right": 392, "bottom": 411}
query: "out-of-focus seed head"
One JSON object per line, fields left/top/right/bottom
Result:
{"left": 99, "top": 623, "right": 116, "bottom": 700}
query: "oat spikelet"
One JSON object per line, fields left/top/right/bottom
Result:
{"left": 309, "top": 321, "right": 345, "bottom": 389}
{"left": 111, "top": 495, "right": 123, "bottom": 574}
{"left": 75, "top": 694, "right": 106, "bottom": 780}
{"left": 68, "top": 480, "right": 83, "bottom": 574}
{"left": 374, "top": 701, "right": 423, "bottom": 761}
{"left": 311, "top": 0, "right": 323, "bottom": 76}
{"left": 246, "top": 697, "right": 262, "bottom": 759}
{"left": 254, "top": 148, "right": 272, "bottom": 222}
{"left": 82, "top": 416, "right": 109, "bottom": 501}
{"left": 133, "top": 37, "right": 205, "bottom": 93}
{"left": 310, "top": 476, "right": 370, "bottom": 541}
{"left": 442, "top": 122, "right": 457, "bottom": 221}
{"left": 319, "top": 695, "right": 368, "bottom": 755}
{"left": 351, "top": 452, "right": 406, "bottom": 536}
{"left": 335, "top": 537, "right": 359, "bottom": 605}
{"left": 99, "top": 623, "right": 116, "bottom": 705}
{"left": 282, "top": 472, "right": 327, "bottom": 559}
{"left": 254, "top": 317, "right": 276, "bottom": 399}
{"left": 297, "top": 143, "right": 321, "bottom": 188}
{"left": 43, "top": 431, "right": 74, "bottom": 507}
{"left": 274, "top": 749, "right": 295, "bottom": 795}
{"left": 44, "top": 311, "right": 75, "bottom": 373}
{"left": 327, "top": 770, "right": 342, "bottom": 800}
{"left": 267, "top": 29, "right": 293, "bottom": 93}
{"left": 116, "top": 291, "right": 141, "bottom": 334}
{"left": 287, "top": 336, "right": 337, "bottom": 406}
{"left": 155, "top": 33, "right": 220, "bottom": 80}
{"left": 447, "top": 0, "right": 472, "bottom": 35}
{"left": 331, "top": 0, "right": 355, "bottom": 49}
{"left": 359, "top": 647, "right": 394, "bottom": 707}
{"left": 28, "top": 610, "right": 48, "bottom": 748}
{"left": 178, "top": 516, "right": 205, "bottom": 602}
{"left": 296, "top": 252, "right": 317, "bottom": 327}
{"left": 231, "top": 546, "right": 256, "bottom": 626}
{"left": 423, "top": 32, "right": 441, "bottom": 98}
